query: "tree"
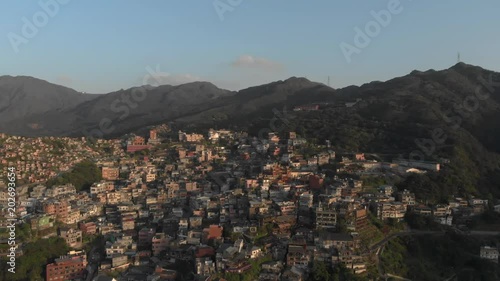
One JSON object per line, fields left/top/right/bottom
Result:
{"left": 311, "top": 261, "right": 332, "bottom": 281}
{"left": 0, "top": 237, "right": 69, "bottom": 280}
{"left": 337, "top": 217, "right": 348, "bottom": 233}
{"left": 46, "top": 160, "right": 102, "bottom": 192}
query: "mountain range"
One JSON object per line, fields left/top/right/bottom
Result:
{"left": 8, "top": 63, "right": 500, "bottom": 199}
{"left": 2, "top": 63, "right": 500, "bottom": 200}
{"left": 3, "top": 63, "right": 499, "bottom": 153}
{"left": 0, "top": 63, "right": 500, "bottom": 156}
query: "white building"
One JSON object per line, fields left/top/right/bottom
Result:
{"left": 480, "top": 246, "right": 499, "bottom": 263}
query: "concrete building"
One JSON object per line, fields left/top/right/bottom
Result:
{"left": 59, "top": 228, "right": 83, "bottom": 249}
{"left": 316, "top": 204, "right": 337, "bottom": 229}
{"left": 46, "top": 250, "right": 87, "bottom": 281}
{"left": 102, "top": 167, "right": 119, "bottom": 180}
{"left": 480, "top": 246, "right": 499, "bottom": 263}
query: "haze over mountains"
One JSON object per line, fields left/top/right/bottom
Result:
{"left": 2, "top": 63, "right": 500, "bottom": 199}
{"left": 0, "top": 74, "right": 334, "bottom": 137}
{"left": 0, "top": 76, "right": 99, "bottom": 125}
{"left": 1, "top": 63, "right": 499, "bottom": 155}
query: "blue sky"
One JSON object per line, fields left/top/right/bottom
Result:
{"left": 1, "top": 0, "right": 499, "bottom": 93}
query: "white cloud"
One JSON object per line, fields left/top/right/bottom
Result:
{"left": 231, "top": 55, "right": 284, "bottom": 71}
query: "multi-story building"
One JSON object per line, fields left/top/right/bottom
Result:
{"left": 46, "top": 250, "right": 87, "bottom": 281}
{"left": 286, "top": 245, "right": 309, "bottom": 266}
{"left": 90, "top": 181, "right": 114, "bottom": 196}
{"left": 480, "top": 246, "right": 499, "bottom": 263}
{"left": 138, "top": 227, "right": 156, "bottom": 248}
{"left": 127, "top": 136, "right": 150, "bottom": 153}
{"left": 148, "top": 129, "right": 160, "bottom": 145}
{"left": 178, "top": 131, "right": 204, "bottom": 142}
{"left": 102, "top": 167, "right": 119, "bottom": 180}
{"left": 149, "top": 129, "right": 158, "bottom": 140}
{"left": 333, "top": 249, "right": 366, "bottom": 274}
{"left": 379, "top": 185, "right": 393, "bottom": 196}
{"left": 316, "top": 204, "right": 337, "bottom": 229}
{"left": 412, "top": 205, "right": 432, "bottom": 216}
{"left": 299, "top": 193, "right": 314, "bottom": 211}
{"left": 79, "top": 222, "right": 97, "bottom": 235}
{"left": 317, "top": 232, "right": 356, "bottom": 250}
{"left": 44, "top": 184, "right": 76, "bottom": 197}
{"left": 278, "top": 201, "right": 296, "bottom": 216}
{"left": 397, "top": 189, "right": 416, "bottom": 207}
{"left": 59, "top": 228, "right": 83, "bottom": 249}
{"left": 152, "top": 233, "right": 170, "bottom": 256}
{"left": 43, "top": 200, "right": 70, "bottom": 222}
{"left": 106, "top": 244, "right": 126, "bottom": 259}
{"left": 145, "top": 171, "right": 156, "bottom": 183}
{"left": 121, "top": 216, "right": 135, "bottom": 231}
{"left": 195, "top": 257, "right": 216, "bottom": 276}
{"left": 63, "top": 209, "right": 82, "bottom": 225}
{"left": 433, "top": 204, "right": 452, "bottom": 217}
{"left": 377, "top": 202, "right": 406, "bottom": 221}
{"left": 112, "top": 254, "right": 129, "bottom": 268}
{"left": 354, "top": 209, "right": 369, "bottom": 231}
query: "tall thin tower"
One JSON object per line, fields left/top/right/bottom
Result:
{"left": 457, "top": 52, "right": 461, "bottom": 63}
{"left": 327, "top": 76, "right": 330, "bottom": 87}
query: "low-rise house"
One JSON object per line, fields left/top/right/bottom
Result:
{"left": 333, "top": 249, "right": 366, "bottom": 274}
{"left": 195, "top": 257, "right": 216, "bottom": 276}
{"left": 316, "top": 232, "right": 358, "bottom": 251}
{"left": 396, "top": 189, "right": 416, "bottom": 207}
{"left": 494, "top": 204, "right": 500, "bottom": 214}
{"left": 111, "top": 254, "right": 129, "bottom": 268}
{"left": 379, "top": 185, "right": 393, "bottom": 196}
{"left": 433, "top": 204, "right": 452, "bottom": 217}
{"left": 286, "top": 245, "right": 309, "bottom": 267}
{"left": 434, "top": 215, "right": 453, "bottom": 226}
{"left": 247, "top": 246, "right": 262, "bottom": 259}
{"left": 58, "top": 228, "right": 82, "bottom": 249}
{"left": 412, "top": 205, "right": 432, "bottom": 216}
{"left": 377, "top": 202, "right": 406, "bottom": 221}
{"left": 480, "top": 246, "right": 499, "bottom": 263}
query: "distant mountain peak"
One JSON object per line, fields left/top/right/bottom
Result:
{"left": 284, "top": 77, "right": 311, "bottom": 83}
{"left": 0, "top": 75, "right": 47, "bottom": 84}
{"left": 175, "top": 81, "right": 220, "bottom": 89}
{"left": 449, "top": 62, "right": 485, "bottom": 72}
{"left": 451, "top": 62, "right": 468, "bottom": 68}
{"left": 1, "top": 63, "right": 499, "bottom": 138}
{"left": 0, "top": 75, "right": 86, "bottom": 94}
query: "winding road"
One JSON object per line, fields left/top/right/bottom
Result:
{"left": 372, "top": 227, "right": 500, "bottom": 280}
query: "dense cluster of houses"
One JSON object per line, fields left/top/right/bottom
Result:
{"left": 0, "top": 133, "right": 123, "bottom": 183}
{"left": 0, "top": 127, "right": 497, "bottom": 281}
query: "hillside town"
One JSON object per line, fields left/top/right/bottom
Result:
{"left": 0, "top": 133, "right": 123, "bottom": 184}
{"left": 0, "top": 127, "right": 499, "bottom": 281}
